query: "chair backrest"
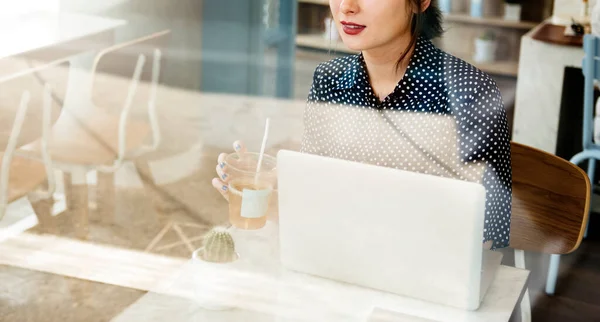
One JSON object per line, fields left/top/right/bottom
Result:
{"left": 90, "top": 30, "right": 171, "bottom": 114}
{"left": 582, "top": 34, "right": 600, "bottom": 149}
{"left": 0, "top": 58, "right": 70, "bottom": 151}
{"left": 510, "top": 142, "right": 590, "bottom": 254}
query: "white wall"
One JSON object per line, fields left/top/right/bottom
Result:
{"left": 553, "top": 0, "right": 598, "bottom": 17}
{"left": 59, "top": 0, "right": 127, "bottom": 14}
{"left": 0, "top": 0, "right": 60, "bottom": 14}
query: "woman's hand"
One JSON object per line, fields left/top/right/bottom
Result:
{"left": 212, "top": 140, "right": 246, "bottom": 200}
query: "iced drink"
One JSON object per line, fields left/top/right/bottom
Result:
{"left": 225, "top": 152, "right": 277, "bottom": 229}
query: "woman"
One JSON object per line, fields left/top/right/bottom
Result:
{"left": 212, "top": 0, "right": 512, "bottom": 249}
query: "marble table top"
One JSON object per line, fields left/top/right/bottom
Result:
{"left": 113, "top": 223, "right": 530, "bottom": 322}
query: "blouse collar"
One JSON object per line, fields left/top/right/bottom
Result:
{"left": 335, "top": 37, "right": 446, "bottom": 102}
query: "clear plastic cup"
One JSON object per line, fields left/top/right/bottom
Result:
{"left": 225, "top": 152, "right": 277, "bottom": 230}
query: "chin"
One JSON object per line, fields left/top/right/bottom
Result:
{"left": 340, "top": 38, "right": 368, "bottom": 52}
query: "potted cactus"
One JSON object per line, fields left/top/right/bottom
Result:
{"left": 194, "top": 226, "right": 239, "bottom": 263}
{"left": 474, "top": 30, "right": 497, "bottom": 63}
{"left": 191, "top": 226, "right": 241, "bottom": 310}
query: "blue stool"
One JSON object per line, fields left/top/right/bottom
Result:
{"left": 545, "top": 34, "right": 598, "bottom": 295}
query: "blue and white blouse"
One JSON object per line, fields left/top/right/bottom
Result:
{"left": 301, "top": 37, "right": 512, "bottom": 249}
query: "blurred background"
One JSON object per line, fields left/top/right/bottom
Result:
{"left": 0, "top": 0, "right": 599, "bottom": 321}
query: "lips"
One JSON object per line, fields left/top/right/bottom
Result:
{"left": 341, "top": 21, "right": 366, "bottom": 36}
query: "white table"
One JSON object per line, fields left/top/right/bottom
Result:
{"left": 0, "top": 11, "right": 126, "bottom": 64}
{"left": 113, "top": 223, "right": 530, "bottom": 322}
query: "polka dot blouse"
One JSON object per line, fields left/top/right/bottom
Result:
{"left": 300, "top": 37, "right": 512, "bottom": 249}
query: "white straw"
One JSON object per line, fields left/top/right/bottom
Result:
{"left": 256, "top": 118, "right": 271, "bottom": 174}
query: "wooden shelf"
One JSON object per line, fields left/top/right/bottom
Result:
{"left": 296, "top": 33, "right": 357, "bottom": 54}
{"left": 452, "top": 52, "right": 519, "bottom": 77}
{"left": 475, "top": 60, "right": 519, "bottom": 77}
{"left": 444, "top": 13, "right": 538, "bottom": 30}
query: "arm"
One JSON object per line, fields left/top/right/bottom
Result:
{"left": 458, "top": 79, "right": 513, "bottom": 249}
{"left": 300, "top": 64, "right": 325, "bottom": 156}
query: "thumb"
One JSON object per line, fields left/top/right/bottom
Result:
{"left": 233, "top": 140, "right": 247, "bottom": 153}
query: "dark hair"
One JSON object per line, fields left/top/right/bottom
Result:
{"left": 397, "top": 0, "right": 443, "bottom": 68}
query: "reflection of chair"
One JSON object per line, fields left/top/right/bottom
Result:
{"left": 19, "top": 30, "right": 170, "bottom": 239}
{"left": 0, "top": 60, "right": 70, "bottom": 230}
{"left": 542, "top": 34, "right": 600, "bottom": 296}
{"left": 510, "top": 142, "right": 590, "bottom": 322}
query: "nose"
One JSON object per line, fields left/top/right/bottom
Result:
{"left": 339, "top": 0, "right": 359, "bottom": 15}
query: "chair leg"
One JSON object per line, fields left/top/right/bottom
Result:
{"left": 63, "top": 172, "right": 74, "bottom": 212}
{"left": 587, "top": 158, "right": 596, "bottom": 185}
{"left": 28, "top": 181, "right": 57, "bottom": 234}
{"left": 0, "top": 92, "right": 30, "bottom": 221}
{"left": 585, "top": 216, "right": 591, "bottom": 239}
{"left": 585, "top": 159, "right": 596, "bottom": 238}
{"left": 96, "top": 171, "right": 115, "bottom": 224}
{"left": 514, "top": 249, "right": 531, "bottom": 322}
{"left": 545, "top": 254, "right": 561, "bottom": 295}
{"left": 69, "top": 168, "right": 89, "bottom": 240}
{"left": 0, "top": 155, "right": 10, "bottom": 221}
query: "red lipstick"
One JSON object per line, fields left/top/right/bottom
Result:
{"left": 341, "top": 21, "right": 366, "bottom": 35}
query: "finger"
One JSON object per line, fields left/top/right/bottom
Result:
{"left": 233, "top": 140, "right": 247, "bottom": 153}
{"left": 217, "top": 153, "right": 227, "bottom": 169}
{"left": 216, "top": 164, "right": 229, "bottom": 182}
{"left": 212, "top": 178, "right": 229, "bottom": 200}
{"left": 483, "top": 240, "right": 493, "bottom": 250}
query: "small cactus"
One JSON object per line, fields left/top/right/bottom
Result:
{"left": 201, "top": 226, "right": 237, "bottom": 263}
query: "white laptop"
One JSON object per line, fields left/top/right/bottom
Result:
{"left": 276, "top": 150, "right": 503, "bottom": 311}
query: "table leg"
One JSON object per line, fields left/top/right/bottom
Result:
{"left": 70, "top": 168, "right": 89, "bottom": 240}
{"left": 28, "top": 181, "right": 57, "bottom": 234}
{"left": 514, "top": 249, "right": 531, "bottom": 322}
{"left": 96, "top": 171, "right": 115, "bottom": 224}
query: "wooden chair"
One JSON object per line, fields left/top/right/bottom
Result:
{"left": 18, "top": 30, "right": 170, "bottom": 239}
{"left": 510, "top": 141, "right": 590, "bottom": 322}
{"left": 0, "top": 59, "right": 70, "bottom": 231}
